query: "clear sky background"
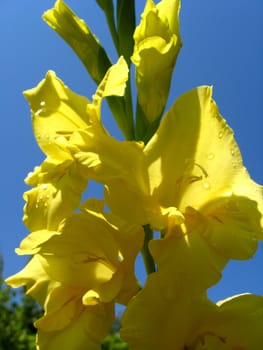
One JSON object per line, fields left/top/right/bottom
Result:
{"left": 1, "top": 0, "right": 262, "bottom": 302}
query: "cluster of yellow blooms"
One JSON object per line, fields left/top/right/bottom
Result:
{"left": 6, "top": 0, "right": 263, "bottom": 349}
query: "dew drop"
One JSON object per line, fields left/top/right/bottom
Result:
{"left": 218, "top": 131, "right": 223, "bottom": 139}
{"left": 231, "top": 149, "right": 235, "bottom": 156}
{"left": 40, "top": 101, "right": 46, "bottom": 107}
{"left": 35, "top": 109, "right": 42, "bottom": 116}
{"left": 41, "top": 184, "right": 48, "bottom": 190}
{"left": 118, "top": 252, "right": 124, "bottom": 262}
{"left": 35, "top": 107, "right": 48, "bottom": 116}
{"left": 203, "top": 182, "right": 210, "bottom": 190}
{"left": 207, "top": 153, "right": 215, "bottom": 160}
{"left": 225, "top": 190, "right": 233, "bottom": 197}
{"left": 35, "top": 203, "right": 39, "bottom": 209}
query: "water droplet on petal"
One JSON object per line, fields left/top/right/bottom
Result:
{"left": 207, "top": 153, "right": 215, "bottom": 160}
{"left": 218, "top": 131, "right": 223, "bottom": 139}
{"left": 225, "top": 190, "right": 233, "bottom": 197}
{"left": 40, "top": 101, "right": 46, "bottom": 107}
{"left": 35, "top": 108, "right": 47, "bottom": 117}
{"left": 203, "top": 182, "right": 210, "bottom": 190}
{"left": 41, "top": 184, "right": 48, "bottom": 190}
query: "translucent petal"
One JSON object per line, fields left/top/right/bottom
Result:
{"left": 144, "top": 86, "right": 263, "bottom": 249}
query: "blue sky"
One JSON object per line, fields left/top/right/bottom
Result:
{"left": 1, "top": 0, "right": 262, "bottom": 302}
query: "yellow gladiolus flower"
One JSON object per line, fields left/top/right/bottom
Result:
{"left": 74, "top": 86, "right": 263, "bottom": 294}
{"left": 23, "top": 70, "right": 91, "bottom": 231}
{"left": 101, "top": 86, "right": 263, "bottom": 233}
{"left": 6, "top": 201, "right": 143, "bottom": 349}
{"left": 6, "top": 255, "right": 115, "bottom": 350}
{"left": 132, "top": 0, "right": 182, "bottom": 122}
{"left": 22, "top": 57, "right": 129, "bottom": 232}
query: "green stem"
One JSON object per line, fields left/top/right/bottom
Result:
{"left": 141, "top": 225, "right": 156, "bottom": 275}
{"left": 123, "top": 73, "right": 135, "bottom": 140}
{"left": 96, "top": 0, "right": 119, "bottom": 51}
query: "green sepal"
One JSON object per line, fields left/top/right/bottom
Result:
{"left": 135, "top": 100, "right": 161, "bottom": 143}
{"left": 117, "top": 0, "right": 136, "bottom": 64}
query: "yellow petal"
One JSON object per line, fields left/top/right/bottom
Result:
{"left": 86, "top": 56, "right": 128, "bottom": 129}
{"left": 36, "top": 286, "right": 81, "bottom": 332}
{"left": 149, "top": 224, "right": 227, "bottom": 298}
{"left": 199, "top": 195, "right": 259, "bottom": 260}
{"left": 36, "top": 212, "right": 120, "bottom": 289}
{"left": 144, "top": 86, "right": 263, "bottom": 249}
{"left": 15, "top": 229, "right": 61, "bottom": 255}
{"left": 121, "top": 274, "right": 217, "bottom": 350}
{"left": 192, "top": 294, "right": 263, "bottom": 349}
{"left": 92, "top": 56, "right": 128, "bottom": 108}
{"left": 5, "top": 255, "right": 58, "bottom": 307}
{"left": 23, "top": 70, "right": 90, "bottom": 156}
{"left": 22, "top": 206, "right": 143, "bottom": 305}
{"left": 144, "top": 86, "right": 214, "bottom": 207}
{"left": 23, "top": 162, "right": 88, "bottom": 231}
{"left": 37, "top": 301, "right": 114, "bottom": 350}
{"left": 156, "top": 0, "right": 181, "bottom": 35}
